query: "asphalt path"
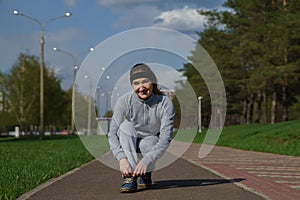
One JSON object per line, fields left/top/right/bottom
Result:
{"left": 21, "top": 156, "right": 265, "bottom": 200}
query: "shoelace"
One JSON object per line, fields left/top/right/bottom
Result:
{"left": 123, "top": 177, "right": 135, "bottom": 184}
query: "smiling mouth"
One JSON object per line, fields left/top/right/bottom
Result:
{"left": 139, "top": 92, "right": 147, "bottom": 96}
{"left": 138, "top": 88, "right": 147, "bottom": 94}
{"left": 137, "top": 89, "right": 149, "bottom": 98}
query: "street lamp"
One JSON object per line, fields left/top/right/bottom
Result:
{"left": 101, "top": 91, "right": 112, "bottom": 116}
{"left": 53, "top": 48, "right": 77, "bottom": 85}
{"left": 101, "top": 75, "right": 111, "bottom": 117}
{"left": 96, "top": 86, "right": 101, "bottom": 117}
{"left": 89, "top": 47, "right": 95, "bottom": 52}
{"left": 53, "top": 47, "right": 77, "bottom": 134}
{"left": 13, "top": 10, "right": 71, "bottom": 139}
{"left": 84, "top": 75, "right": 92, "bottom": 135}
{"left": 198, "top": 96, "right": 203, "bottom": 133}
{"left": 53, "top": 47, "right": 95, "bottom": 134}
{"left": 53, "top": 47, "right": 95, "bottom": 85}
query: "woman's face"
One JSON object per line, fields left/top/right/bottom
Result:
{"left": 131, "top": 77, "right": 153, "bottom": 100}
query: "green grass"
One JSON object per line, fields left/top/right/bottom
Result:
{"left": 1, "top": 121, "right": 299, "bottom": 199}
{"left": 193, "top": 120, "right": 300, "bottom": 156}
{"left": 0, "top": 135, "right": 94, "bottom": 200}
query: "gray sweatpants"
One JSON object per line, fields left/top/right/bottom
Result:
{"left": 118, "top": 120, "right": 158, "bottom": 172}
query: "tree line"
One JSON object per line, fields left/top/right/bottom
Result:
{"left": 0, "top": 53, "right": 72, "bottom": 134}
{"left": 1, "top": 0, "right": 299, "bottom": 133}
{"left": 178, "top": 0, "right": 300, "bottom": 127}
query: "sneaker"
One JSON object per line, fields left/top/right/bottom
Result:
{"left": 120, "top": 177, "right": 137, "bottom": 193}
{"left": 138, "top": 172, "right": 152, "bottom": 190}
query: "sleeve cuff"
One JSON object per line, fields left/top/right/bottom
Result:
{"left": 115, "top": 151, "right": 126, "bottom": 161}
{"left": 140, "top": 156, "right": 151, "bottom": 167}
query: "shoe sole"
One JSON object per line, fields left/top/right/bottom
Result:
{"left": 120, "top": 188, "right": 137, "bottom": 193}
{"left": 137, "top": 184, "right": 151, "bottom": 190}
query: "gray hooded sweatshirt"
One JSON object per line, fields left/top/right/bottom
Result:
{"left": 107, "top": 91, "right": 174, "bottom": 166}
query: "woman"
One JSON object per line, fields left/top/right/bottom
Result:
{"left": 107, "top": 63, "right": 175, "bottom": 193}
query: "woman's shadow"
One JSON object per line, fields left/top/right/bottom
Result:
{"left": 149, "top": 178, "right": 245, "bottom": 190}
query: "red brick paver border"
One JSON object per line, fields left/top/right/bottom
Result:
{"left": 178, "top": 141, "right": 300, "bottom": 200}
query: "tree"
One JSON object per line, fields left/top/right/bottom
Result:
{"left": 180, "top": 0, "right": 300, "bottom": 125}
{"left": 268, "top": 0, "right": 300, "bottom": 122}
{"left": 5, "top": 53, "right": 40, "bottom": 132}
{"left": 3, "top": 53, "right": 72, "bottom": 134}
{"left": 44, "top": 69, "right": 70, "bottom": 132}
{"left": 0, "top": 72, "right": 15, "bottom": 133}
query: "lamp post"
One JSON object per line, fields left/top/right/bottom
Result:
{"left": 53, "top": 47, "right": 94, "bottom": 134}
{"left": 96, "top": 86, "right": 101, "bottom": 118}
{"left": 53, "top": 48, "right": 77, "bottom": 134}
{"left": 13, "top": 10, "right": 71, "bottom": 139}
{"left": 84, "top": 75, "right": 92, "bottom": 135}
{"left": 198, "top": 96, "right": 203, "bottom": 133}
{"left": 101, "top": 75, "right": 111, "bottom": 117}
{"left": 53, "top": 48, "right": 77, "bottom": 86}
{"left": 101, "top": 91, "right": 112, "bottom": 117}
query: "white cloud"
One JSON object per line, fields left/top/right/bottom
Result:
{"left": 97, "top": 0, "right": 224, "bottom": 40}
{"left": 153, "top": 6, "right": 207, "bottom": 32}
{"left": 64, "top": 0, "right": 77, "bottom": 7}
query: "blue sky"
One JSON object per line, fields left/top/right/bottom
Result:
{"left": 0, "top": 0, "right": 226, "bottom": 90}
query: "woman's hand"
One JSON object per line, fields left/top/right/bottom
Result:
{"left": 133, "top": 161, "right": 147, "bottom": 177}
{"left": 119, "top": 158, "right": 132, "bottom": 177}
